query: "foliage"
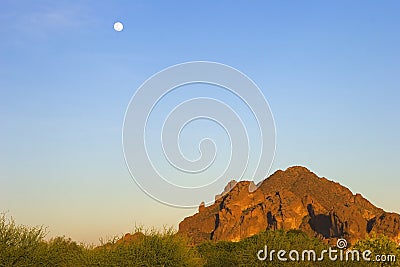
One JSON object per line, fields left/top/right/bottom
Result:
{"left": 86, "top": 227, "right": 203, "bottom": 266}
{"left": 0, "top": 213, "right": 47, "bottom": 266}
{"left": 196, "top": 230, "right": 400, "bottom": 267}
{"left": 0, "top": 214, "right": 201, "bottom": 267}
{"left": 1, "top": 213, "right": 399, "bottom": 266}
{"left": 354, "top": 233, "right": 400, "bottom": 267}
{"left": 197, "top": 229, "right": 330, "bottom": 266}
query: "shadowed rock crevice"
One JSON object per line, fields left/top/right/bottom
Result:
{"left": 308, "top": 214, "right": 332, "bottom": 238}
{"left": 266, "top": 211, "right": 277, "bottom": 230}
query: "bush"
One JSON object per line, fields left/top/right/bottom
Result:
{"left": 0, "top": 213, "right": 47, "bottom": 266}
{"left": 87, "top": 228, "right": 203, "bottom": 267}
{"left": 354, "top": 233, "right": 400, "bottom": 267}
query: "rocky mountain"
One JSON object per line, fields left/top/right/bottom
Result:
{"left": 178, "top": 166, "right": 400, "bottom": 246}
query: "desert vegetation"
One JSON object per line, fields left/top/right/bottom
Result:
{"left": 1, "top": 213, "right": 399, "bottom": 266}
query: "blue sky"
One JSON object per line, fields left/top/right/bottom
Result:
{"left": 1, "top": 1, "right": 399, "bottom": 243}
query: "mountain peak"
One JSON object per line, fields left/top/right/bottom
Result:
{"left": 285, "top": 165, "right": 312, "bottom": 173}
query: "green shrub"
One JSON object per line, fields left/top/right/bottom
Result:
{"left": 0, "top": 213, "right": 47, "bottom": 266}
{"left": 354, "top": 233, "right": 400, "bottom": 267}
{"left": 86, "top": 227, "right": 202, "bottom": 267}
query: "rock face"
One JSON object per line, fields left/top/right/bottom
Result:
{"left": 178, "top": 166, "right": 400, "bottom": 245}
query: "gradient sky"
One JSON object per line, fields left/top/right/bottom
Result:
{"left": 1, "top": 1, "right": 399, "bottom": 244}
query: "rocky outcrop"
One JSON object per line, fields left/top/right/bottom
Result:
{"left": 178, "top": 166, "right": 400, "bottom": 245}
{"left": 116, "top": 232, "right": 145, "bottom": 244}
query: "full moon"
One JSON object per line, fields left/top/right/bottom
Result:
{"left": 113, "top": 22, "right": 124, "bottom": 32}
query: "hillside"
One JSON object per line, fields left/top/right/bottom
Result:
{"left": 178, "top": 166, "right": 400, "bottom": 245}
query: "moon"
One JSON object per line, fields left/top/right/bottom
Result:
{"left": 113, "top": 22, "right": 124, "bottom": 32}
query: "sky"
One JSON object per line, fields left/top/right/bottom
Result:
{"left": 0, "top": 1, "right": 399, "bottom": 244}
